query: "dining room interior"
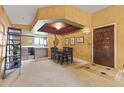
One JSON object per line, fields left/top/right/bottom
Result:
{"left": 1, "top": 5, "right": 124, "bottom": 87}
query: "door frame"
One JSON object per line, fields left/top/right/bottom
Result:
{"left": 92, "top": 23, "right": 117, "bottom": 68}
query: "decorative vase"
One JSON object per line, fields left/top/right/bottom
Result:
{"left": 53, "top": 34, "right": 59, "bottom": 47}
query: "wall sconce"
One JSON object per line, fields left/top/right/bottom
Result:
{"left": 83, "top": 27, "right": 91, "bottom": 34}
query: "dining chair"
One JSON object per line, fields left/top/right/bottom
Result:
{"left": 63, "top": 47, "right": 73, "bottom": 64}
{"left": 51, "top": 47, "right": 58, "bottom": 60}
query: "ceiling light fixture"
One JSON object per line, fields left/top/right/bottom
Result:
{"left": 54, "top": 22, "right": 63, "bottom": 30}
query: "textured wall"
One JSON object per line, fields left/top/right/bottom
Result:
{"left": 40, "top": 6, "right": 93, "bottom": 62}
{"left": 1, "top": 5, "right": 123, "bottom": 69}
{"left": 21, "top": 36, "right": 33, "bottom": 46}
{"left": 0, "top": 6, "right": 11, "bottom": 67}
{"left": 63, "top": 29, "right": 92, "bottom": 62}
{"left": 92, "top": 6, "right": 124, "bottom": 69}
{"left": 12, "top": 24, "right": 31, "bottom": 31}
{"left": 11, "top": 24, "right": 32, "bottom": 46}
{"left": 1, "top": 5, "right": 124, "bottom": 69}
{"left": 63, "top": 6, "right": 92, "bottom": 62}
{"left": 0, "top": 6, "right": 11, "bottom": 26}
{"left": 38, "top": 5, "right": 66, "bottom": 20}
{"left": 48, "top": 34, "right": 64, "bottom": 57}
{"left": 65, "top": 6, "right": 91, "bottom": 27}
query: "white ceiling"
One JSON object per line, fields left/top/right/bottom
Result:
{"left": 3, "top": 5, "right": 109, "bottom": 25}
{"left": 75, "top": 5, "right": 109, "bottom": 13}
{"left": 4, "top": 5, "right": 47, "bottom": 25}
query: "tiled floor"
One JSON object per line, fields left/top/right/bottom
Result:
{"left": 1, "top": 59, "right": 124, "bottom": 87}
{"left": 76, "top": 63, "right": 118, "bottom": 80}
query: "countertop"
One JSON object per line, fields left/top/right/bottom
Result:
{"left": 22, "top": 45, "right": 48, "bottom": 48}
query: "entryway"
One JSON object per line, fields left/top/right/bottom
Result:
{"left": 93, "top": 24, "right": 115, "bottom": 68}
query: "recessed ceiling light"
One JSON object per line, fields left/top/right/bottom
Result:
{"left": 51, "top": 22, "right": 66, "bottom": 30}
{"left": 55, "top": 22, "right": 63, "bottom": 30}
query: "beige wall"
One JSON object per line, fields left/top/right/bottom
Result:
{"left": 38, "top": 5, "right": 66, "bottom": 20}
{"left": 65, "top": 6, "right": 91, "bottom": 27}
{"left": 63, "top": 6, "right": 92, "bottom": 62}
{"left": 12, "top": 24, "right": 31, "bottom": 31}
{"left": 31, "top": 5, "right": 67, "bottom": 29}
{"left": 11, "top": 24, "right": 33, "bottom": 46}
{"left": 22, "top": 36, "right": 33, "bottom": 46}
{"left": 47, "top": 5, "right": 124, "bottom": 69}
{"left": 0, "top": 6, "right": 11, "bottom": 33}
{"left": 0, "top": 6, "right": 11, "bottom": 66}
{"left": 46, "top": 5, "right": 124, "bottom": 68}
{"left": 48, "top": 34, "right": 64, "bottom": 57}
{"left": 1, "top": 5, "right": 124, "bottom": 69}
{"left": 41, "top": 6, "right": 92, "bottom": 62}
{"left": 92, "top": 6, "right": 124, "bottom": 69}
{"left": 0, "top": 6, "right": 11, "bottom": 26}
{"left": 48, "top": 30, "right": 92, "bottom": 62}
{"left": 63, "top": 29, "right": 92, "bottom": 62}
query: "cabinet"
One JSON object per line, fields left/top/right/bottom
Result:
{"left": 21, "top": 48, "right": 28, "bottom": 60}
{"left": 22, "top": 47, "right": 48, "bottom": 60}
{"left": 35, "top": 48, "right": 48, "bottom": 59}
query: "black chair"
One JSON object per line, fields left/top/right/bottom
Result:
{"left": 51, "top": 47, "right": 58, "bottom": 60}
{"left": 61, "top": 47, "right": 73, "bottom": 64}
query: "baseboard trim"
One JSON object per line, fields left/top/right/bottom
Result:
{"left": 48, "top": 56, "right": 90, "bottom": 65}
{"left": 73, "top": 57, "right": 90, "bottom": 65}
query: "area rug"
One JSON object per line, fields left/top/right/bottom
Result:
{"left": 76, "top": 63, "right": 118, "bottom": 80}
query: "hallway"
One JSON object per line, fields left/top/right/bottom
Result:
{"left": 1, "top": 59, "right": 124, "bottom": 87}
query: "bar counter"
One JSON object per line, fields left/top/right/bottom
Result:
{"left": 21, "top": 46, "right": 48, "bottom": 60}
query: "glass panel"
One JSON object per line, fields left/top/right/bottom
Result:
{"left": 34, "top": 37, "right": 39, "bottom": 45}
{"left": 39, "top": 38, "right": 44, "bottom": 45}
{"left": 34, "top": 37, "right": 48, "bottom": 47}
{"left": 44, "top": 39, "right": 47, "bottom": 46}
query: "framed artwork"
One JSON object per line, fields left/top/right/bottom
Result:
{"left": 65, "top": 38, "right": 69, "bottom": 45}
{"left": 70, "top": 37, "right": 75, "bottom": 45}
{"left": 76, "top": 36, "right": 84, "bottom": 43}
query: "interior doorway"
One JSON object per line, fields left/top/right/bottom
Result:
{"left": 93, "top": 24, "right": 115, "bottom": 68}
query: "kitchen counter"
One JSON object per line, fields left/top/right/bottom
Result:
{"left": 22, "top": 45, "right": 48, "bottom": 48}
{"left": 21, "top": 46, "right": 48, "bottom": 60}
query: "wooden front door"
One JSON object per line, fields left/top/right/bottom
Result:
{"left": 93, "top": 25, "right": 114, "bottom": 68}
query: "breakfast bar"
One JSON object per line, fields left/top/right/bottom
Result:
{"left": 21, "top": 46, "right": 48, "bottom": 60}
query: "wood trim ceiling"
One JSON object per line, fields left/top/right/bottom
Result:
{"left": 38, "top": 22, "right": 81, "bottom": 35}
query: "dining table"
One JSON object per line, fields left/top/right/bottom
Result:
{"left": 56, "top": 49, "right": 65, "bottom": 64}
